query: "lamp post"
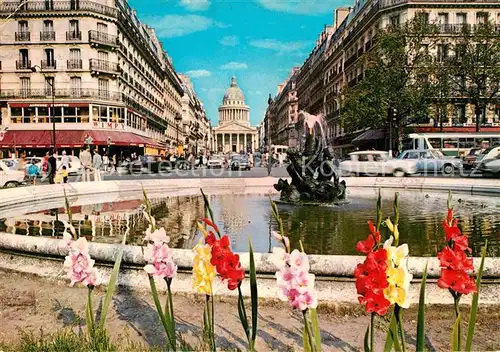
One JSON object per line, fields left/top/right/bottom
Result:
{"left": 31, "top": 65, "right": 56, "bottom": 154}
{"left": 174, "top": 112, "right": 182, "bottom": 152}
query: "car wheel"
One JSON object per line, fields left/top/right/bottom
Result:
{"left": 4, "top": 181, "right": 19, "bottom": 188}
{"left": 442, "top": 164, "right": 454, "bottom": 175}
{"left": 393, "top": 169, "right": 405, "bottom": 177}
{"left": 349, "top": 172, "right": 358, "bottom": 177}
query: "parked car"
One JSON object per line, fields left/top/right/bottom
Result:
{"left": 56, "top": 155, "right": 82, "bottom": 175}
{"left": 207, "top": 155, "right": 224, "bottom": 169}
{"left": 463, "top": 148, "right": 483, "bottom": 169}
{"left": 127, "top": 155, "right": 173, "bottom": 174}
{"left": 0, "top": 160, "right": 26, "bottom": 187}
{"left": 340, "top": 151, "right": 418, "bottom": 177}
{"left": 0, "top": 158, "right": 19, "bottom": 170}
{"left": 230, "top": 155, "right": 251, "bottom": 171}
{"left": 398, "top": 150, "right": 462, "bottom": 175}
{"left": 473, "top": 146, "right": 500, "bottom": 169}
{"left": 477, "top": 157, "right": 500, "bottom": 177}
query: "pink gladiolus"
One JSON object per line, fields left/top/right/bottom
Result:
{"left": 62, "top": 236, "right": 100, "bottom": 287}
{"left": 143, "top": 227, "right": 177, "bottom": 280}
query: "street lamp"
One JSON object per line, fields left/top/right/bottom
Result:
{"left": 174, "top": 112, "right": 182, "bottom": 149}
{"left": 31, "top": 65, "right": 56, "bottom": 154}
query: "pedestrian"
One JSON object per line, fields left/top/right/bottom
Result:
{"left": 93, "top": 150, "right": 103, "bottom": 181}
{"left": 61, "top": 165, "right": 69, "bottom": 183}
{"left": 112, "top": 154, "right": 117, "bottom": 171}
{"left": 42, "top": 151, "right": 49, "bottom": 179}
{"left": 79, "top": 146, "right": 92, "bottom": 182}
{"left": 278, "top": 152, "right": 284, "bottom": 168}
{"left": 199, "top": 154, "right": 203, "bottom": 168}
{"left": 103, "top": 153, "right": 109, "bottom": 172}
{"left": 48, "top": 151, "right": 57, "bottom": 184}
{"left": 187, "top": 153, "right": 194, "bottom": 170}
{"left": 27, "top": 159, "right": 39, "bottom": 185}
{"left": 60, "top": 150, "right": 69, "bottom": 169}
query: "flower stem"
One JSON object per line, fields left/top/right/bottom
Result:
{"left": 303, "top": 309, "right": 316, "bottom": 352}
{"left": 149, "top": 276, "right": 175, "bottom": 351}
{"left": 454, "top": 295, "right": 462, "bottom": 351}
{"left": 87, "top": 287, "right": 95, "bottom": 337}
{"left": 370, "top": 313, "right": 375, "bottom": 352}
{"left": 395, "top": 305, "right": 407, "bottom": 352}
{"left": 166, "top": 278, "right": 176, "bottom": 351}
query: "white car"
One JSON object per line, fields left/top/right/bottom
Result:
{"left": 0, "top": 160, "right": 26, "bottom": 187}
{"left": 473, "top": 146, "right": 500, "bottom": 169}
{"left": 478, "top": 158, "right": 500, "bottom": 176}
{"left": 207, "top": 155, "right": 224, "bottom": 169}
{"left": 56, "top": 155, "right": 82, "bottom": 175}
{"left": 340, "top": 151, "right": 418, "bottom": 177}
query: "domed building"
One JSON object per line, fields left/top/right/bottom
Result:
{"left": 213, "top": 77, "right": 259, "bottom": 153}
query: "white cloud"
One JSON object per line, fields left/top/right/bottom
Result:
{"left": 185, "top": 69, "right": 212, "bottom": 78}
{"left": 257, "top": 0, "right": 342, "bottom": 15}
{"left": 179, "top": 0, "right": 210, "bottom": 11}
{"left": 249, "top": 39, "right": 309, "bottom": 55}
{"left": 220, "top": 62, "right": 248, "bottom": 70}
{"left": 250, "top": 90, "right": 264, "bottom": 95}
{"left": 145, "top": 15, "right": 226, "bottom": 38}
{"left": 219, "top": 35, "right": 239, "bottom": 46}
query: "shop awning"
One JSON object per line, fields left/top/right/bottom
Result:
{"left": 351, "top": 129, "right": 386, "bottom": 145}
{"left": 0, "top": 130, "right": 163, "bottom": 149}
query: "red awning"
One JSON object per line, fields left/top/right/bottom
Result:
{"left": 0, "top": 130, "right": 162, "bottom": 149}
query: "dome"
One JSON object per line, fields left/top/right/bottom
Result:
{"left": 222, "top": 76, "right": 245, "bottom": 104}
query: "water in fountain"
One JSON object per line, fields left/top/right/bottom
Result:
{"left": 273, "top": 111, "right": 346, "bottom": 205}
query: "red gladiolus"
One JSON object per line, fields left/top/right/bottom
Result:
{"left": 202, "top": 218, "right": 220, "bottom": 235}
{"left": 354, "top": 248, "right": 390, "bottom": 315}
{"left": 205, "top": 234, "right": 245, "bottom": 291}
{"left": 355, "top": 220, "right": 381, "bottom": 254}
{"left": 437, "top": 207, "right": 476, "bottom": 296}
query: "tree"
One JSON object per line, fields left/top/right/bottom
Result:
{"left": 340, "top": 16, "right": 439, "bottom": 151}
{"left": 445, "top": 21, "right": 500, "bottom": 132}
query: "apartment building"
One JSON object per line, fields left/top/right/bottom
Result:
{"left": 178, "top": 74, "right": 211, "bottom": 154}
{"left": 286, "top": 0, "right": 500, "bottom": 155}
{"left": 0, "top": 0, "right": 186, "bottom": 157}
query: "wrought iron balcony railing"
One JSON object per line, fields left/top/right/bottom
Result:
{"left": 67, "top": 59, "right": 82, "bottom": 70}
{"left": 88, "top": 30, "right": 118, "bottom": 47}
{"left": 41, "top": 60, "right": 57, "bottom": 70}
{"left": 15, "top": 31, "right": 30, "bottom": 41}
{"left": 16, "top": 60, "right": 31, "bottom": 70}
{"left": 0, "top": 88, "right": 121, "bottom": 101}
{"left": 89, "top": 58, "right": 119, "bottom": 74}
{"left": 40, "top": 31, "right": 55, "bottom": 41}
{"left": 0, "top": 1, "right": 117, "bottom": 18}
{"left": 66, "top": 30, "right": 82, "bottom": 41}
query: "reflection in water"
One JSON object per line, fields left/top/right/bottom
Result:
{"left": 1, "top": 191, "right": 499, "bottom": 257}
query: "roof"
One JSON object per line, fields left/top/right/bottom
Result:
{"left": 222, "top": 76, "right": 245, "bottom": 104}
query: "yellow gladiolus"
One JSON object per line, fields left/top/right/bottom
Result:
{"left": 383, "top": 239, "right": 413, "bottom": 309}
{"left": 385, "top": 218, "right": 399, "bottom": 243}
{"left": 192, "top": 241, "right": 215, "bottom": 295}
{"left": 197, "top": 221, "right": 209, "bottom": 238}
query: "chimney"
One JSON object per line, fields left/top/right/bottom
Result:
{"left": 334, "top": 7, "right": 350, "bottom": 30}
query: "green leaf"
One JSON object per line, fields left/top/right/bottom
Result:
{"left": 452, "top": 315, "right": 461, "bottom": 352}
{"left": 249, "top": 240, "right": 258, "bottom": 350}
{"left": 384, "top": 311, "right": 402, "bottom": 352}
{"left": 364, "top": 325, "right": 370, "bottom": 352}
{"left": 303, "top": 325, "right": 312, "bottom": 352}
{"left": 416, "top": 262, "right": 429, "bottom": 352}
{"left": 149, "top": 276, "right": 175, "bottom": 351}
{"left": 310, "top": 309, "right": 322, "bottom": 352}
{"left": 98, "top": 233, "right": 127, "bottom": 329}
{"left": 237, "top": 286, "right": 250, "bottom": 341}
{"left": 86, "top": 288, "right": 95, "bottom": 338}
{"left": 465, "top": 240, "right": 488, "bottom": 351}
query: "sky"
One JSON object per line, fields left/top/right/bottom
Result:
{"left": 127, "top": 0, "right": 348, "bottom": 126}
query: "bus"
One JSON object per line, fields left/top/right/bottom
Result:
{"left": 403, "top": 133, "right": 500, "bottom": 157}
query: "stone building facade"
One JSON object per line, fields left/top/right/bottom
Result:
{"left": 266, "top": 0, "right": 500, "bottom": 155}
{"left": 0, "top": 0, "right": 190, "bottom": 157}
{"left": 212, "top": 76, "right": 258, "bottom": 153}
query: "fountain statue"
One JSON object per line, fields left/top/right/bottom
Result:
{"left": 273, "top": 111, "right": 346, "bottom": 205}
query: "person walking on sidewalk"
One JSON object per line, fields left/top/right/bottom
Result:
{"left": 93, "top": 150, "right": 103, "bottom": 182}
{"left": 48, "top": 151, "right": 57, "bottom": 184}
{"left": 103, "top": 154, "right": 109, "bottom": 173}
{"left": 79, "top": 147, "right": 92, "bottom": 182}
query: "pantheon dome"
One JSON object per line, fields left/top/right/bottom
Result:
{"left": 218, "top": 76, "right": 250, "bottom": 126}
{"left": 213, "top": 76, "right": 259, "bottom": 153}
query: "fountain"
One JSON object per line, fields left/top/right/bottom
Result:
{"left": 273, "top": 111, "right": 347, "bottom": 205}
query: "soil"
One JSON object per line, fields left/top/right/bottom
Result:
{"left": 0, "top": 270, "right": 499, "bottom": 351}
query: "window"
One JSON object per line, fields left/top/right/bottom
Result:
{"left": 44, "top": 77, "right": 54, "bottom": 96}
{"left": 98, "top": 50, "right": 108, "bottom": 61}
{"left": 454, "top": 104, "right": 467, "bottom": 124}
{"left": 45, "top": 0, "right": 54, "bottom": 10}
{"left": 429, "top": 138, "right": 442, "bottom": 149}
{"left": 456, "top": 13, "right": 467, "bottom": 25}
{"left": 476, "top": 12, "right": 489, "bottom": 24}
{"left": 358, "top": 154, "right": 369, "bottom": 162}
{"left": 438, "top": 13, "right": 449, "bottom": 24}
{"left": 20, "top": 77, "right": 30, "bottom": 97}
{"left": 416, "top": 12, "right": 429, "bottom": 24}
{"left": 403, "top": 151, "right": 419, "bottom": 160}
{"left": 437, "top": 44, "right": 449, "bottom": 62}
{"left": 38, "top": 107, "right": 49, "bottom": 123}
{"left": 98, "top": 78, "right": 109, "bottom": 99}
{"left": 70, "top": 77, "right": 81, "bottom": 96}
{"left": 70, "top": 0, "right": 80, "bottom": 10}
{"left": 19, "top": 49, "right": 29, "bottom": 67}
{"left": 18, "top": 20, "right": 28, "bottom": 33}
{"left": 390, "top": 15, "right": 400, "bottom": 27}
{"left": 97, "top": 22, "right": 108, "bottom": 33}
{"left": 44, "top": 48, "right": 55, "bottom": 67}
{"left": 43, "top": 20, "right": 53, "bottom": 32}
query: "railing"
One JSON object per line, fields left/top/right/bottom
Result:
{"left": 89, "top": 30, "right": 118, "bottom": 47}
{"left": 67, "top": 59, "right": 82, "bottom": 70}
{"left": 41, "top": 60, "right": 57, "bottom": 70}
{"left": 40, "top": 31, "right": 55, "bottom": 41}
{"left": 0, "top": 1, "right": 117, "bottom": 18}
{"left": 89, "top": 58, "right": 119, "bottom": 73}
{"left": 122, "top": 94, "right": 165, "bottom": 126}
{"left": 345, "top": 53, "right": 358, "bottom": 67}
{"left": 15, "top": 31, "right": 30, "bottom": 41}
{"left": 16, "top": 60, "right": 31, "bottom": 70}
{"left": 0, "top": 88, "right": 121, "bottom": 101}
{"left": 379, "top": 0, "right": 497, "bottom": 8}
{"left": 66, "top": 31, "right": 81, "bottom": 41}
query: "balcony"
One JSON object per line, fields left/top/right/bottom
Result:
{"left": 41, "top": 60, "right": 57, "bottom": 70}
{"left": 89, "top": 58, "right": 120, "bottom": 75}
{"left": 89, "top": 30, "right": 118, "bottom": 48}
{"left": 67, "top": 59, "right": 82, "bottom": 70}
{"left": 0, "top": 1, "right": 117, "bottom": 18}
{"left": 15, "top": 31, "right": 30, "bottom": 41}
{"left": 0, "top": 88, "right": 121, "bottom": 101}
{"left": 40, "top": 31, "right": 55, "bottom": 41}
{"left": 66, "top": 30, "right": 81, "bottom": 41}
{"left": 16, "top": 60, "right": 31, "bottom": 70}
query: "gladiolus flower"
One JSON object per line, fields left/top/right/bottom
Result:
{"left": 143, "top": 227, "right": 177, "bottom": 280}
{"left": 437, "top": 207, "right": 476, "bottom": 296}
{"left": 270, "top": 247, "right": 289, "bottom": 269}
{"left": 383, "top": 240, "right": 412, "bottom": 308}
{"left": 386, "top": 218, "right": 399, "bottom": 243}
{"left": 193, "top": 240, "right": 216, "bottom": 295}
{"left": 355, "top": 220, "right": 381, "bottom": 254}
{"left": 62, "top": 236, "right": 100, "bottom": 288}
